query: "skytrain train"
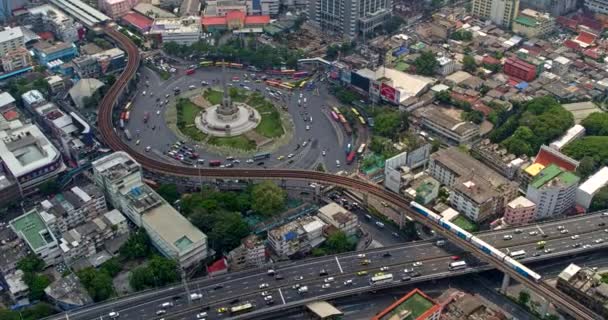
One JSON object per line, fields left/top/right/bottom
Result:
{"left": 409, "top": 202, "right": 542, "bottom": 282}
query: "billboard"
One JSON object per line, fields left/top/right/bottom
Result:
{"left": 380, "top": 83, "right": 399, "bottom": 104}
{"left": 384, "top": 151, "right": 409, "bottom": 193}
{"left": 406, "top": 144, "right": 431, "bottom": 169}
{"left": 351, "top": 72, "right": 370, "bottom": 92}
{"left": 340, "top": 69, "right": 352, "bottom": 84}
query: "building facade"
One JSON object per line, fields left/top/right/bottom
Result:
{"left": 0, "top": 26, "right": 25, "bottom": 56}
{"left": 307, "top": 0, "right": 393, "bottom": 39}
{"left": 526, "top": 164, "right": 579, "bottom": 219}
{"left": 504, "top": 196, "right": 536, "bottom": 225}
{"left": 1, "top": 47, "right": 31, "bottom": 72}
{"left": 449, "top": 176, "right": 503, "bottom": 222}
{"left": 226, "top": 235, "right": 267, "bottom": 271}
{"left": 317, "top": 202, "right": 359, "bottom": 236}
{"left": 10, "top": 208, "right": 61, "bottom": 265}
{"left": 503, "top": 57, "right": 536, "bottom": 81}
{"left": 27, "top": 4, "right": 84, "bottom": 43}
{"left": 520, "top": 0, "right": 577, "bottom": 17}
{"left": 150, "top": 16, "right": 202, "bottom": 45}
{"left": 267, "top": 216, "right": 326, "bottom": 258}
{"left": 512, "top": 9, "right": 555, "bottom": 38}
{"left": 414, "top": 107, "right": 480, "bottom": 145}
{"left": 472, "top": 0, "right": 520, "bottom": 28}
{"left": 32, "top": 41, "right": 78, "bottom": 66}
{"left": 585, "top": 0, "right": 608, "bottom": 15}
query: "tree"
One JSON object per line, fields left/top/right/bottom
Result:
{"left": 581, "top": 112, "right": 608, "bottom": 136}
{"left": 38, "top": 180, "right": 60, "bottom": 196}
{"left": 450, "top": 30, "right": 473, "bottom": 41}
{"left": 157, "top": 184, "right": 180, "bottom": 204}
{"left": 374, "top": 110, "right": 407, "bottom": 139}
{"left": 577, "top": 156, "right": 598, "bottom": 179}
{"left": 0, "top": 303, "right": 57, "bottom": 320}
{"left": 208, "top": 211, "right": 250, "bottom": 253}
{"left": 77, "top": 267, "right": 114, "bottom": 302}
{"left": 462, "top": 110, "right": 484, "bottom": 124}
{"left": 590, "top": 186, "right": 608, "bottom": 211}
{"left": 518, "top": 290, "right": 531, "bottom": 306}
{"left": 544, "top": 315, "right": 560, "bottom": 320}
{"left": 435, "top": 90, "right": 451, "bottom": 104}
{"left": 17, "top": 255, "right": 45, "bottom": 273}
{"left": 502, "top": 126, "right": 534, "bottom": 156}
{"left": 24, "top": 273, "right": 51, "bottom": 300}
{"left": 462, "top": 55, "right": 477, "bottom": 73}
{"left": 564, "top": 136, "right": 608, "bottom": 169}
{"left": 251, "top": 181, "right": 286, "bottom": 216}
{"left": 119, "top": 230, "right": 152, "bottom": 260}
{"left": 326, "top": 231, "right": 354, "bottom": 254}
{"left": 413, "top": 51, "right": 439, "bottom": 76}
{"left": 129, "top": 256, "right": 180, "bottom": 291}
{"left": 100, "top": 258, "right": 122, "bottom": 277}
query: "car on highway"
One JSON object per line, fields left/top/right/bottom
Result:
{"left": 411, "top": 271, "right": 422, "bottom": 278}
{"left": 287, "top": 153, "right": 294, "bottom": 158}
{"left": 292, "top": 283, "right": 301, "bottom": 289}
{"left": 380, "top": 266, "right": 390, "bottom": 271}
{"left": 557, "top": 225, "right": 565, "bottom": 230}
{"left": 544, "top": 248, "right": 554, "bottom": 253}
{"left": 383, "top": 252, "right": 392, "bottom": 258}
{"left": 412, "top": 262, "right": 423, "bottom": 267}
{"left": 196, "top": 312, "right": 207, "bottom": 319}
{"left": 306, "top": 125, "right": 310, "bottom": 130}
{"left": 108, "top": 312, "right": 119, "bottom": 318}
{"left": 571, "top": 235, "right": 580, "bottom": 240}
{"left": 157, "top": 110, "right": 161, "bottom": 115}
{"left": 583, "top": 244, "right": 592, "bottom": 249}
{"left": 275, "top": 274, "right": 284, "bottom": 280}
{"left": 135, "top": 139, "right": 140, "bottom": 145}
{"left": 357, "top": 254, "right": 366, "bottom": 258}
{"left": 595, "top": 238, "right": 604, "bottom": 244}
{"left": 503, "top": 235, "right": 512, "bottom": 240}
{"left": 190, "top": 293, "right": 202, "bottom": 300}
{"left": 321, "top": 283, "right": 331, "bottom": 289}
{"left": 514, "top": 229, "right": 523, "bottom": 234}
{"left": 392, "top": 232, "right": 400, "bottom": 238}
{"left": 533, "top": 252, "right": 541, "bottom": 257}
{"left": 295, "top": 275, "right": 304, "bottom": 281}
{"left": 529, "top": 231, "right": 538, "bottom": 236}
{"left": 360, "top": 259, "right": 371, "bottom": 265}
{"left": 357, "top": 271, "right": 368, "bottom": 276}
{"left": 319, "top": 269, "right": 328, "bottom": 276}
{"left": 344, "top": 279, "right": 353, "bottom": 285}
{"left": 277, "top": 155, "right": 285, "bottom": 161}
{"left": 450, "top": 256, "right": 460, "bottom": 260}
{"left": 572, "top": 243, "right": 582, "bottom": 248}
{"left": 160, "top": 302, "right": 173, "bottom": 308}
{"left": 264, "top": 295, "right": 273, "bottom": 301}
{"left": 322, "top": 150, "right": 326, "bottom": 156}
{"left": 298, "top": 286, "right": 308, "bottom": 294}
{"left": 599, "top": 222, "right": 606, "bottom": 227}
{"left": 217, "top": 307, "right": 227, "bottom": 313}
{"left": 375, "top": 221, "right": 385, "bottom": 228}
{"left": 560, "top": 229, "right": 569, "bottom": 234}
{"left": 259, "top": 283, "right": 269, "bottom": 289}
{"left": 324, "top": 277, "right": 335, "bottom": 283}
{"left": 213, "top": 284, "right": 223, "bottom": 291}
{"left": 145, "top": 146, "right": 151, "bottom": 152}
{"left": 403, "top": 268, "right": 413, "bottom": 273}
{"left": 246, "top": 159, "right": 254, "bottom": 164}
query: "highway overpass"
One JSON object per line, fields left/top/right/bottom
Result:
{"left": 46, "top": 210, "right": 608, "bottom": 320}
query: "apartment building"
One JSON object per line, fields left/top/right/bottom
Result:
{"left": 413, "top": 107, "right": 479, "bottom": 146}
{"left": 10, "top": 208, "right": 62, "bottom": 265}
{"left": 449, "top": 176, "right": 504, "bottom": 222}
{"left": 150, "top": 16, "right": 202, "bottom": 45}
{"left": 0, "top": 26, "right": 25, "bottom": 56}
{"left": 308, "top": 0, "right": 392, "bottom": 39}
{"left": 503, "top": 57, "right": 537, "bottom": 81}
{"left": 92, "top": 152, "right": 209, "bottom": 270}
{"left": 557, "top": 264, "right": 608, "bottom": 319}
{"left": 504, "top": 196, "right": 536, "bottom": 225}
{"left": 585, "top": 0, "right": 608, "bottom": 15}
{"left": 226, "top": 235, "right": 267, "bottom": 271}
{"left": 317, "top": 202, "right": 359, "bottom": 236}
{"left": 526, "top": 164, "right": 580, "bottom": 219}
{"left": 27, "top": 4, "right": 84, "bottom": 43}
{"left": 472, "top": 0, "right": 520, "bottom": 28}
{"left": 520, "top": 0, "right": 577, "bottom": 17}
{"left": 512, "top": 9, "right": 555, "bottom": 38}
{"left": 267, "top": 216, "right": 326, "bottom": 258}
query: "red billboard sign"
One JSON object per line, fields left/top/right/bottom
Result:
{"left": 380, "top": 83, "right": 397, "bottom": 103}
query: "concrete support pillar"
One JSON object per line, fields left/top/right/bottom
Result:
{"left": 280, "top": 179, "right": 287, "bottom": 189}
{"left": 362, "top": 193, "right": 368, "bottom": 207}
{"left": 313, "top": 184, "right": 321, "bottom": 201}
{"left": 500, "top": 273, "right": 510, "bottom": 294}
{"left": 540, "top": 298, "right": 550, "bottom": 317}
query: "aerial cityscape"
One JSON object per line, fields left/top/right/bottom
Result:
{"left": 0, "top": 0, "right": 608, "bottom": 319}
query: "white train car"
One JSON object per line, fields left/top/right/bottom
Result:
{"left": 504, "top": 256, "right": 542, "bottom": 282}
{"left": 470, "top": 236, "right": 506, "bottom": 260}
{"left": 439, "top": 219, "right": 472, "bottom": 241}
{"left": 410, "top": 201, "right": 442, "bottom": 223}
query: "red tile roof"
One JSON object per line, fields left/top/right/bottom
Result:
{"left": 3, "top": 110, "right": 19, "bottom": 121}
{"left": 583, "top": 48, "right": 600, "bottom": 59}
{"left": 575, "top": 31, "right": 596, "bottom": 45}
{"left": 245, "top": 15, "right": 270, "bottom": 25}
{"left": 473, "top": 102, "right": 492, "bottom": 116}
{"left": 372, "top": 288, "right": 441, "bottom": 320}
{"left": 122, "top": 12, "right": 153, "bottom": 30}
{"left": 534, "top": 145, "right": 578, "bottom": 172}
{"left": 202, "top": 16, "right": 227, "bottom": 26}
{"left": 482, "top": 56, "right": 500, "bottom": 65}
{"left": 38, "top": 31, "right": 54, "bottom": 41}
{"left": 226, "top": 10, "right": 246, "bottom": 22}
{"left": 563, "top": 39, "right": 580, "bottom": 50}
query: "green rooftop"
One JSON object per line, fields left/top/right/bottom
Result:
{"left": 380, "top": 292, "right": 434, "bottom": 320}
{"left": 531, "top": 164, "right": 579, "bottom": 189}
{"left": 10, "top": 209, "right": 54, "bottom": 251}
{"left": 174, "top": 236, "right": 194, "bottom": 251}
{"left": 514, "top": 15, "right": 538, "bottom": 27}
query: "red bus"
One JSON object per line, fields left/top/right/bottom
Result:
{"left": 120, "top": 112, "right": 126, "bottom": 120}
{"left": 209, "top": 160, "right": 222, "bottom": 167}
{"left": 185, "top": 68, "right": 195, "bottom": 75}
{"left": 338, "top": 114, "right": 347, "bottom": 124}
{"left": 331, "top": 111, "right": 339, "bottom": 121}
{"left": 143, "top": 112, "right": 150, "bottom": 123}
{"left": 293, "top": 71, "right": 309, "bottom": 79}
{"left": 346, "top": 151, "right": 356, "bottom": 164}
{"left": 281, "top": 69, "right": 295, "bottom": 75}
{"left": 229, "top": 63, "right": 244, "bottom": 69}
{"left": 343, "top": 122, "right": 353, "bottom": 135}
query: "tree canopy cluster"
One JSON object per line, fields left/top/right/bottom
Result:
{"left": 17, "top": 255, "right": 50, "bottom": 301}
{"left": 119, "top": 230, "right": 153, "bottom": 260}
{"left": 129, "top": 256, "right": 180, "bottom": 291}
{"left": 374, "top": 110, "right": 409, "bottom": 139}
{"left": 564, "top": 136, "right": 608, "bottom": 178}
{"left": 581, "top": 112, "right": 608, "bottom": 136}
{"left": 450, "top": 30, "right": 473, "bottom": 41}
{"left": 312, "top": 231, "right": 356, "bottom": 256}
{"left": 0, "top": 303, "right": 56, "bottom": 320}
{"left": 413, "top": 51, "right": 439, "bottom": 76}
{"left": 490, "top": 96, "right": 574, "bottom": 156}
{"left": 163, "top": 38, "right": 303, "bottom": 70}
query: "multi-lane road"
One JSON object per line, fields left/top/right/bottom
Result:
{"left": 48, "top": 210, "right": 608, "bottom": 320}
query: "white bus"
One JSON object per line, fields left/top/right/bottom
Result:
{"left": 370, "top": 273, "right": 393, "bottom": 285}
{"left": 230, "top": 303, "right": 254, "bottom": 314}
{"left": 449, "top": 261, "right": 467, "bottom": 271}
{"left": 509, "top": 250, "right": 527, "bottom": 260}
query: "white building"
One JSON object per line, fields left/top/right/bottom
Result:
{"left": 92, "top": 152, "right": 209, "bottom": 270}
{"left": 0, "top": 123, "right": 66, "bottom": 195}
{"left": 267, "top": 216, "right": 326, "bottom": 258}
{"left": 437, "top": 56, "right": 456, "bottom": 76}
{"left": 0, "top": 92, "right": 16, "bottom": 111}
{"left": 585, "top": 0, "right": 608, "bottom": 15}
{"left": 576, "top": 167, "right": 608, "bottom": 210}
{"left": 150, "top": 16, "right": 202, "bottom": 45}
{"left": 27, "top": 4, "right": 83, "bottom": 43}
{"left": 5, "top": 269, "right": 29, "bottom": 303}
{"left": 226, "top": 235, "right": 267, "bottom": 271}
{"left": 449, "top": 176, "right": 502, "bottom": 222}
{"left": 318, "top": 202, "right": 359, "bottom": 236}
{"left": 550, "top": 124, "right": 585, "bottom": 151}
{"left": 21, "top": 90, "right": 46, "bottom": 109}
{"left": 10, "top": 208, "right": 62, "bottom": 265}
{"left": 471, "top": 0, "right": 520, "bottom": 28}
{"left": 526, "top": 164, "right": 580, "bottom": 219}
{"left": 0, "top": 26, "right": 25, "bottom": 56}
{"left": 384, "top": 145, "right": 432, "bottom": 193}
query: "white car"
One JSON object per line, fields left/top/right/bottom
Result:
{"left": 259, "top": 283, "right": 269, "bottom": 289}
{"left": 571, "top": 235, "right": 580, "bottom": 240}
{"left": 380, "top": 266, "right": 390, "bottom": 271}
{"left": 287, "top": 153, "right": 295, "bottom": 158}
{"left": 261, "top": 291, "right": 270, "bottom": 296}
{"left": 357, "top": 254, "right": 366, "bottom": 258}
{"left": 294, "top": 276, "right": 304, "bottom": 281}
{"left": 156, "top": 310, "right": 167, "bottom": 316}
{"left": 529, "top": 231, "right": 538, "bottom": 236}
{"left": 321, "top": 283, "right": 331, "bottom": 289}
{"left": 108, "top": 312, "right": 120, "bottom": 319}
{"left": 160, "top": 302, "right": 173, "bottom": 308}
{"left": 503, "top": 235, "right": 512, "bottom": 240}
{"left": 196, "top": 312, "right": 207, "bottom": 319}
{"left": 344, "top": 279, "right": 353, "bottom": 286}
{"left": 145, "top": 146, "right": 151, "bottom": 152}
{"left": 264, "top": 295, "right": 273, "bottom": 301}
{"left": 595, "top": 238, "right": 604, "bottom": 244}
{"left": 412, "top": 262, "right": 423, "bottom": 267}
{"left": 324, "top": 277, "right": 335, "bottom": 283}
{"left": 292, "top": 283, "right": 301, "bottom": 289}
{"left": 306, "top": 125, "right": 310, "bottom": 130}
{"left": 322, "top": 150, "right": 326, "bottom": 156}
{"left": 190, "top": 293, "right": 202, "bottom": 300}
{"left": 560, "top": 229, "right": 569, "bottom": 234}
{"left": 246, "top": 159, "right": 254, "bottom": 164}
{"left": 157, "top": 110, "right": 161, "bottom": 115}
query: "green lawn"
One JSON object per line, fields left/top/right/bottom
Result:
{"left": 176, "top": 99, "right": 206, "bottom": 141}
{"left": 208, "top": 136, "right": 256, "bottom": 150}
{"left": 451, "top": 215, "right": 478, "bottom": 232}
{"left": 248, "top": 93, "right": 284, "bottom": 138}
{"left": 160, "top": 70, "right": 171, "bottom": 80}
{"left": 204, "top": 90, "right": 223, "bottom": 105}
{"left": 392, "top": 293, "right": 434, "bottom": 319}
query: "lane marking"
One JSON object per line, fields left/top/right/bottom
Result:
{"left": 278, "top": 288, "right": 286, "bottom": 304}
{"left": 335, "top": 257, "right": 344, "bottom": 273}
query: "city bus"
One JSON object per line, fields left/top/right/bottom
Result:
{"left": 278, "top": 83, "right": 293, "bottom": 91}
{"left": 449, "top": 261, "right": 467, "bottom": 271}
{"left": 281, "top": 69, "right": 296, "bottom": 75}
{"left": 215, "top": 61, "right": 229, "bottom": 67}
{"left": 229, "top": 63, "right": 244, "bottom": 69}
{"left": 199, "top": 60, "right": 214, "bottom": 67}
{"left": 299, "top": 80, "right": 308, "bottom": 88}
{"left": 346, "top": 151, "right": 356, "bottom": 164}
{"left": 253, "top": 152, "right": 271, "bottom": 161}
{"left": 185, "top": 68, "right": 195, "bottom": 75}
{"left": 124, "top": 101, "right": 132, "bottom": 111}
{"left": 124, "top": 111, "right": 131, "bottom": 122}
{"left": 509, "top": 250, "right": 527, "bottom": 260}
{"left": 209, "top": 160, "right": 222, "bottom": 167}
{"left": 230, "top": 303, "right": 254, "bottom": 315}
{"left": 358, "top": 116, "right": 366, "bottom": 125}
{"left": 330, "top": 111, "right": 339, "bottom": 122}
{"left": 351, "top": 107, "right": 360, "bottom": 116}
{"left": 282, "top": 82, "right": 295, "bottom": 89}
{"left": 293, "top": 71, "right": 309, "bottom": 79}
{"left": 357, "top": 143, "right": 366, "bottom": 154}
{"left": 369, "top": 273, "right": 393, "bottom": 285}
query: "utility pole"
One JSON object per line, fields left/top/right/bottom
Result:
{"left": 181, "top": 267, "right": 192, "bottom": 304}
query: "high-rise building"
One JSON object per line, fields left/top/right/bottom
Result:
{"left": 520, "top": 0, "right": 577, "bottom": 17}
{"left": 92, "top": 152, "right": 209, "bottom": 270}
{"left": 471, "top": 0, "right": 520, "bottom": 28}
{"left": 526, "top": 164, "right": 579, "bottom": 219}
{"left": 585, "top": 0, "right": 608, "bottom": 15}
{"left": 0, "top": 26, "right": 25, "bottom": 56}
{"left": 308, "top": 0, "right": 392, "bottom": 39}
{"left": 0, "top": 0, "right": 28, "bottom": 21}
{"left": 512, "top": 8, "right": 555, "bottom": 39}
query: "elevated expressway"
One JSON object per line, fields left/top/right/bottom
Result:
{"left": 89, "top": 26, "right": 600, "bottom": 319}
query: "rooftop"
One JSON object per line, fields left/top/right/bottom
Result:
{"left": 150, "top": 16, "right": 201, "bottom": 34}
{"left": 0, "top": 26, "right": 24, "bottom": 43}
{"left": 525, "top": 163, "right": 545, "bottom": 176}
{"left": 142, "top": 202, "right": 207, "bottom": 255}
{"left": 431, "top": 147, "right": 511, "bottom": 189}
{"left": 416, "top": 106, "right": 479, "bottom": 136}
{"left": 453, "top": 176, "right": 499, "bottom": 205}
{"left": 507, "top": 196, "right": 535, "bottom": 209}
{"left": 121, "top": 12, "right": 153, "bottom": 30}
{"left": 531, "top": 164, "right": 579, "bottom": 190}
{"left": 44, "top": 273, "right": 93, "bottom": 307}
{"left": 0, "top": 92, "right": 16, "bottom": 108}
{"left": 579, "top": 167, "right": 608, "bottom": 196}
{"left": 514, "top": 15, "right": 538, "bottom": 28}
{"left": 10, "top": 209, "right": 56, "bottom": 251}
{"left": 0, "top": 123, "right": 61, "bottom": 178}
{"left": 356, "top": 67, "right": 433, "bottom": 102}
{"left": 373, "top": 288, "right": 440, "bottom": 320}
{"left": 533, "top": 145, "right": 579, "bottom": 172}
{"left": 28, "top": 4, "right": 73, "bottom": 25}
{"left": 133, "top": 3, "right": 175, "bottom": 18}
{"left": 318, "top": 202, "right": 355, "bottom": 224}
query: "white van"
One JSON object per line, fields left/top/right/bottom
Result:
{"left": 336, "top": 160, "right": 340, "bottom": 167}
{"left": 298, "top": 286, "right": 308, "bottom": 294}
